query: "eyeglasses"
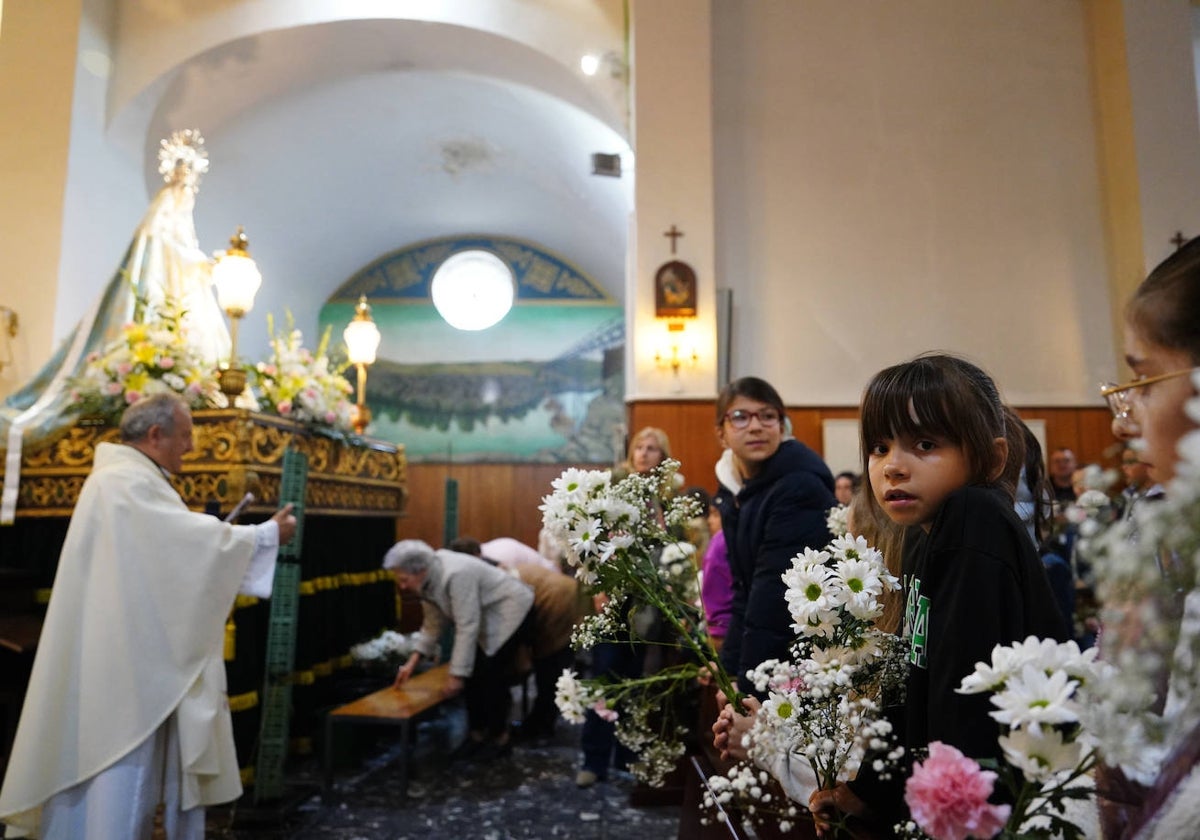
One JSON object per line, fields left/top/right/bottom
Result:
{"left": 1099, "top": 368, "right": 1198, "bottom": 420}
{"left": 723, "top": 408, "right": 782, "bottom": 430}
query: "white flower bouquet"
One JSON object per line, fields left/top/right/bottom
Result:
{"left": 541, "top": 460, "right": 736, "bottom": 785}
{"left": 703, "top": 531, "right": 908, "bottom": 834}
{"left": 350, "top": 629, "right": 418, "bottom": 677}
{"left": 70, "top": 296, "right": 222, "bottom": 420}
{"left": 899, "top": 636, "right": 1108, "bottom": 839}
{"left": 254, "top": 312, "right": 354, "bottom": 432}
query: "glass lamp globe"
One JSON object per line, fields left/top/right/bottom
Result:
{"left": 430, "top": 250, "right": 515, "bottom": 331}
{"left": 212, "top": 228, "right": 262, "bottom": 317}
{"left": 344, "top": 296, "right": 382, "bottom": 365}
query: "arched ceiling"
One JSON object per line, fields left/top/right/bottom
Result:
{"left": 107, "top": 4, "right": 633, "bottom": 355}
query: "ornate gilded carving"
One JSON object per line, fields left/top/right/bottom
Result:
{"left": 1, "top": 409, "right": 406, "bottom": 518}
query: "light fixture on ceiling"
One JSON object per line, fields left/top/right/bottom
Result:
{"left": 430, "top": 250, "right": 515, "bottom": 331}
{"left": 581, "top": 50, "right": 626, "bottom": 79}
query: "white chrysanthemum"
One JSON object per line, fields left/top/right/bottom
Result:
{"left": 998, "top": 728, "right": 1084, "bottom": 782}
{"left": 782, "top": 563, "right": 842, "bottom": 637}
{"left": 567, "top": 517, "right": 604, "bottom": 557}
{"left": 826, "top": 504, "right": 850, "bottom": 537}
{"left": 660, "top": 542, "right": 696, "bottom": 566}
{"left": 988, "top": 664, "right": 1079, "bottom": 734}
{"left": 554, "top": 669, "right": 592, "bottom": 724}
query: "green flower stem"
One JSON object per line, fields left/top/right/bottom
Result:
{"left": 621, "top": 553, "right": 746, "bottom": 714}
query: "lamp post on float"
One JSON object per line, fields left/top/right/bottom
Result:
{"left": 212, "top": 226, "right": 262, "bottom": 399}
{"left": 343, "top": 295, "right": 381, "bottom": 435}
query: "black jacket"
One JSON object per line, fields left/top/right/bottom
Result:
{"left": 714, "top": 439, "right": 836, "bottom": 692}
{"left": 849, "top": 485, "right": 1069, "bottom": 827}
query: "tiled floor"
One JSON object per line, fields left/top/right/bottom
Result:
{"left": 204, "top": 704, "right": 683, "bottom": 840}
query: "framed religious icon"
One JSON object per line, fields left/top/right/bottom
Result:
{"left": 654, "top": 260, "right": 697, "bottom": 317}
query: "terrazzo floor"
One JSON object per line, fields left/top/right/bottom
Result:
{"left": 204, "top": 702, "right": 684, "bottom": 840}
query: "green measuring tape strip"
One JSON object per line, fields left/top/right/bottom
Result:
{"left": 254, "top": 447, "right": 307, "bottom": 802}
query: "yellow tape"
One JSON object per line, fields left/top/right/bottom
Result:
{"left": 228, "top": 690, "right": 259, "bottom": 712}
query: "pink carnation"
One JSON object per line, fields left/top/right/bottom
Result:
{"left": 104, "top": 382, "right": 124, "bottom": 396}
{"left": 277, "top": 399, "right": 293, "bottom": 416}
{"left": 158, "top": 356, "right": 175, "bottom": 369}
{"left": 905, "top": 742, "right": 1010, "bottom": 840}
{"left": 124, "top": 390, "right": 141, "bottom": 405}
{"left": 116, "top": 362, "right": 133, "bottom": 376}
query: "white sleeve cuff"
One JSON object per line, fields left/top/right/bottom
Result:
{"left": 239, "top": 520, "right": 279, "bottom": 598}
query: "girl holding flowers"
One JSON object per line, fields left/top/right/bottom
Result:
{"left": 809, "top": 354, "right": 1067, "bottom": 835}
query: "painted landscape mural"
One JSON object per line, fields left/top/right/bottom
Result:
{"left": 319, "top": 236, "right": 624, "bottom": 463}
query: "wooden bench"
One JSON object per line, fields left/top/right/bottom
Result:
{"left": 323, "top": 663, "right": 452, "bottom": 797}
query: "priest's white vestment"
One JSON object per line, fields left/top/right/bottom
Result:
{"left": 0, "top": 442, "right": 278, "bottom": 838}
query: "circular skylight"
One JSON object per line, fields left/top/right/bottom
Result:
{"left": 430, "top": 250, "right": 515, "bottom": 330}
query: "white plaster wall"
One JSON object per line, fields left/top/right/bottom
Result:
{"left": 627, "top": 0, "right": 716, "bottom": 400}
{"left": 55, "top": 0, "right": 146, "bottom": 342}
{"left": 1124, "top": 0, "right": 1200, "bottom": 274}
{"left": 712, "top": 1, "right": 1114, "bottom": 407}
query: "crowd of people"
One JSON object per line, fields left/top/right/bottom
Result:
{"left": 4, "top": 234, "right": 1200, "bottom": 839}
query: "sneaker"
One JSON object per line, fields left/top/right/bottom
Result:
{"left": 575, "top": 769, "right": 599, "bottom": 788}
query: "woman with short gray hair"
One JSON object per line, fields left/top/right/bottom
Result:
{"left": 388, "top": 539, "right": 534, "bottom": 761}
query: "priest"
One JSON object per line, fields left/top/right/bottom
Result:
{"left": 0, "top": 393, "right": 296, "bottom": 839}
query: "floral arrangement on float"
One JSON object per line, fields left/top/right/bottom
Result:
{"left": 543, "top": 459, "right": 729, "bottom": 786}
{"left": 69, "top": 295, "right": 223, "bottom": 421}
{"left": 253, "top": 312, "right": 355, "bottom": 433}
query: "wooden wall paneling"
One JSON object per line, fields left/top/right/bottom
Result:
{"left": 391, "top": 407, "right": 1114, "bottom": 560}
{"left": 1017, "top": 408, "right": 1118, "bottom": 471}
{"left": 628, "top": 401, "right": 723, "bottom": 492}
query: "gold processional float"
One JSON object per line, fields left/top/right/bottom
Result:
{"left": 0, "top": 131, "right": 407, "bottom": 788}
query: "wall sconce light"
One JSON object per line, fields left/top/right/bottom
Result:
{"left": 0, "top": 306, "right": 18, "bottom": 373}
{"left": 211, "top": 226, "right": 262, "bottom": 398}
{"left": 654, "top": 321, "right": 699, "bottom": 392}
{"left": 343, "top": 295, "right": 382, "bottom": 435}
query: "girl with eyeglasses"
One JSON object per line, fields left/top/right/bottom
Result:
{"left": 1094, "top": 237, "right": 1200, "bottom": 839}
{"left": 710, "top": 376, "right": 837, "bottom": 695}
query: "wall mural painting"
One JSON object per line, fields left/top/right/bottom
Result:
{"left": 320, "top": 236, "right": 625, "bottom": 464}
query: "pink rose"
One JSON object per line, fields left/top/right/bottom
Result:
{"left": 116, "top": 362, "right": 133, "bottom": 376}
{"left": 905, "top": 742, "right": 1010, "bottom": 840}
{"left": 278, "top": 399, "right": 293, "bottom": 415}
{"left": 104, "top": 382, "right": 123, "bottom": 396}
{"left": 324, "top": 411, "right": 336, "bottom": 424}
{"left": 124, "top": 390, "right": 141, "bottom": 405}
{"left": 158, "top": 356, "right": 175, "bottom": 369}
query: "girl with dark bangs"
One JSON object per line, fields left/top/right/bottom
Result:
{"left": 809, "top": 354, "right": 1067, "bottom": 836}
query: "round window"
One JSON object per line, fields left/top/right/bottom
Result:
{"left": 430, "top": 250, "right": 515, "bottom": 331}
